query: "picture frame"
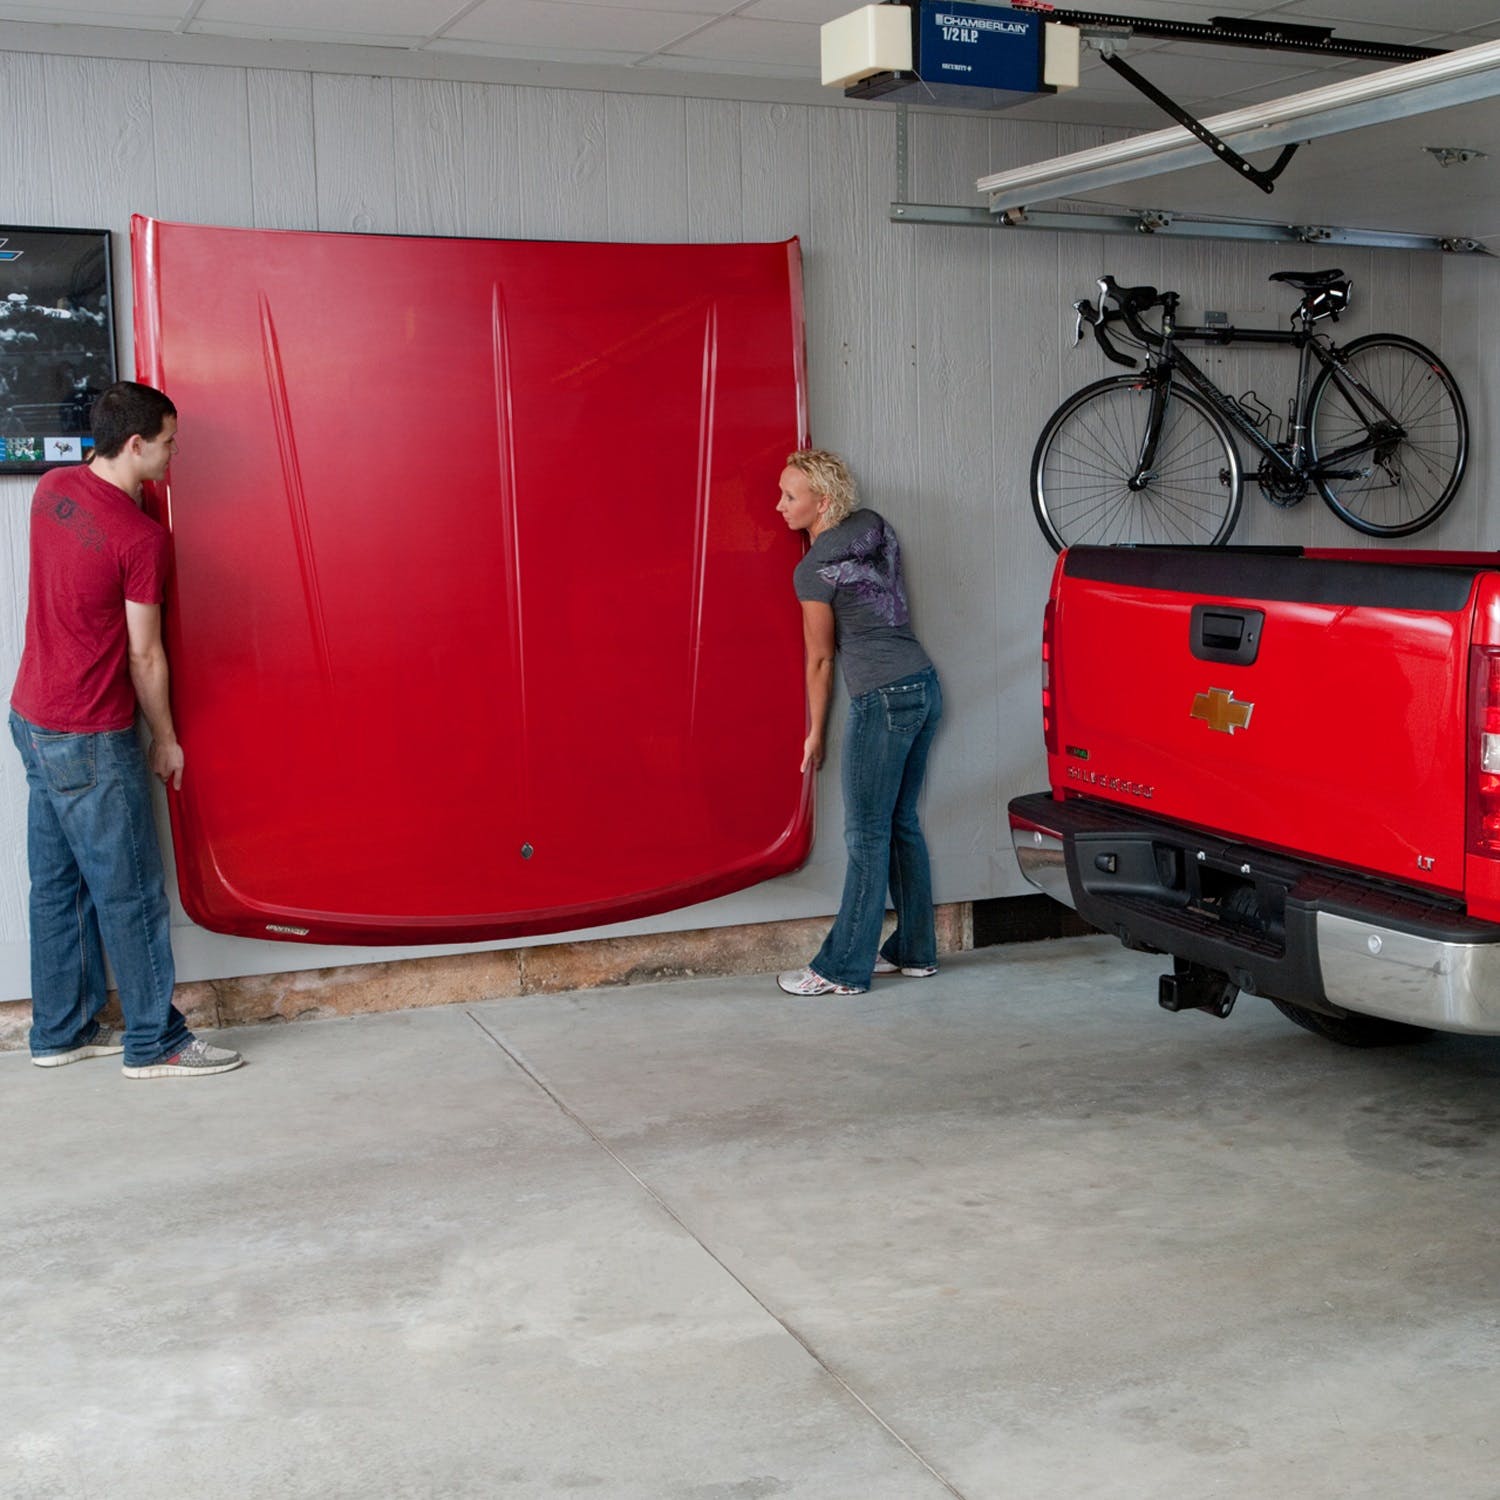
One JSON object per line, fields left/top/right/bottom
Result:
{"left": 0, "top": 225, "right": 117, "bottom": 475}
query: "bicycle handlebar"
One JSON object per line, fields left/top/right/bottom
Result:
{"left": 1072, "top": 298, "right": 1136, "bottom": 368}
{"left": 1074, "top": 276, "right": 1179, "bottom": 368}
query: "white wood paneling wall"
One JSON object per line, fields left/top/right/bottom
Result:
{"left": 0, "top": 44, "right": 1478, "bottom": 997}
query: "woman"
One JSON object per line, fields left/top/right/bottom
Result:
{"left": 774, "top": 449, "right": 942, "bottom": 996}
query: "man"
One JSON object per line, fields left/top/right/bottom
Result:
{"left": 9, "top": 380, "right": 243, "bottom": 1077}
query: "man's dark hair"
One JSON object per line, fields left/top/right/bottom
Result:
{"left": 89, "top": 381, "right": 176, "bottom": 460}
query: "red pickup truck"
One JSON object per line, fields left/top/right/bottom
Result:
{"left": 1008, "top": 545, "right": 1500, "bottom": 1045}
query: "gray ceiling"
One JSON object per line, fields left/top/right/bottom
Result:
{"left": 5, "top": 0, "right": 1496, "bottom": 108}
{"left": 7, "top": 0, "right": 1500, "bottom": 238}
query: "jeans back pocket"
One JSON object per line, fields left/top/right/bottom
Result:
{"left": 34, "top": 730, "right": 98, "bottom": 795}
{"left": 880, "top": 680, "right": 927, "bottom": 735}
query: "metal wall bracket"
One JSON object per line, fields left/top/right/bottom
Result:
{"left": 887, "top": 200, "right": 1492, "bottom": 254}
{"left": 1424, "top": 145, "right": 1489, "bottom": 167}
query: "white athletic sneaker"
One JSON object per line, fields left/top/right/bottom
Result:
{"left": 872, "top": 959, "right": 938, "bottom": 978}
{"left": 777, "top": 967, "right": 866, "bottom": 996}
{"left": 32, "top": 1028, "right": 126, "bottom": 1067}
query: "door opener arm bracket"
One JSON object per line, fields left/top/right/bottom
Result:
{"left": 1099, "top": 51, "right": 1300, "bottom": 194}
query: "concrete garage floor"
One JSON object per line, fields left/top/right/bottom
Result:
{"left": 3, "top": 937, "right": 1498, "bottom": 1500}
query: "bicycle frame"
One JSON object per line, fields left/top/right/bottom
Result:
{"left": 1124, "top": 320, "right": 1403, "bottom": 490}
{"left": 1039, "top": 273, "right": 1469, "bottom": 551}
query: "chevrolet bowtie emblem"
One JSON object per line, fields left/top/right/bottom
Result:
{"left": 1191, "top": 687, "right": 1253, "bottom": 735}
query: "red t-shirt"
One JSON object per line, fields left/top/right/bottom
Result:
{"left": 11, "top": 465, "right": 170, "bottom": 733}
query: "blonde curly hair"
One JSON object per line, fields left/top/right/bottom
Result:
{"left": 785, "top": 448, "right": 858, "bottom": 527}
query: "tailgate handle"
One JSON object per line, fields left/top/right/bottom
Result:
{"left": 1190, "top": 605, "right": 1263, "bottom": 666}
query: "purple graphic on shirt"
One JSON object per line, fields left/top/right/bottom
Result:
{"left": 817, "top": 517, "right": 909, "bottom": 627}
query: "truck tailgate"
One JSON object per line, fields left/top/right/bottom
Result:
{"left": 1050, "top": 548, "right": 1479, "bottom": 897}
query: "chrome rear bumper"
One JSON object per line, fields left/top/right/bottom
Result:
{"left": 1011, "top": 822, "right": 1074, "bottom": 910}
{"left": 1317, "top": 913, "right": 1500, "bottom": 1035}
{"left": 1009, "top": 794, "right": 1500, "bottom": 1036}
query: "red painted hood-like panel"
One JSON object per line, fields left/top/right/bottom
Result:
{"left": 132, "top": 217, "right": 811, "bottom": 944}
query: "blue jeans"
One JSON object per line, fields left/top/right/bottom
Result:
{"left": 10, "top": 710, "right": 190, "bottom": 1067}
{"left": 812, "top": 666, "right": 942, "bottom": 990}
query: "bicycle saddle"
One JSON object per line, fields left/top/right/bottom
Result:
{"left": 1268, "top": 268, "right": 1346, "bottom": 291}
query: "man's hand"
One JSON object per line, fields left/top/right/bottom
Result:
{"left": 801, "top": 732, "right": 824, "bottom": 773}
{"left": 149, "top": 737, "right": 184, "bottom": 790}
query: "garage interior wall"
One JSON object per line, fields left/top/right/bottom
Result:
{"left": 0, "top": 41, "right": 1485, "bottom": 1000}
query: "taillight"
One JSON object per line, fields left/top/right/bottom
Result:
{"left": 1042, "top": 599, "right": 1058, "bottom": 755}
{"left": 1467, "top": 646, "right": 1500, "bottom": 856}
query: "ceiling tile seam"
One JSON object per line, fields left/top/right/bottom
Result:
{"left": 177, "top": 0, "right": 205, "bottom": 34}
{"left": 635, "top": 0, "right": 778, "bottom": 68}
{"left": 380, "top": 0, "right": 760, "bottom": 68}
{"left": 1262, "top": 0, "right": 1469, "bottom": 53}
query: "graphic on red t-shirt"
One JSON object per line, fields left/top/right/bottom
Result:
{"left": 11, "top": 465, "right": 169, "bottom": 732}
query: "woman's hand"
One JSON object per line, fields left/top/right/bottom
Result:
{"left": 801, "top": 732, "right": 825, "bottom": 773}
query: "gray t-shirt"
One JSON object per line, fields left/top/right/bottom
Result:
{"left": 793, "top": 507, "right": 932, "bottom": 697}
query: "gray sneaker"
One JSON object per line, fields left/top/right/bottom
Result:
{"left": 872, "top": 958, "right": 938, "bottom": 978}
{"left": 32, "top": 1028, "right": 126, "bottom": 1068}
{"left": 122, "top": 1038, "right": 244, "bottom": 1079}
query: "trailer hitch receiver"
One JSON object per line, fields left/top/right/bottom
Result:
{"left": 1158, "top": 959, "right": 1239, "bottom": 1019}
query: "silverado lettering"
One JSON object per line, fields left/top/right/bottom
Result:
{"left": 1066, "top": 765, "right": 1154, "bottom": 799}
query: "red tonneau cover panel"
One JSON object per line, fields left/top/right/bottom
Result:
{"left": 132, "top": 217, "right": 810, "bottom": 944}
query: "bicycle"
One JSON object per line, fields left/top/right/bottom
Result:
{"left": 1030, "top": 269, "right": 1469, "bottom": 551}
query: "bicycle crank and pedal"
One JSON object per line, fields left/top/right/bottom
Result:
{"left": 1257, "top": 454, "right": 1310, "bottom": 506}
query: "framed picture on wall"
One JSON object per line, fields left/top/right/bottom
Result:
{"left": 0, "top": 225, "right": 117, "bottom": 475}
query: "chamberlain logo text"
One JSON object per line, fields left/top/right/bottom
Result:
{"left": 934, "top": 13, "right": 1029, "bottom": 34}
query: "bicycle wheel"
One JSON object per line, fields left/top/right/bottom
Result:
{"left": 1031, "top": 376, "right": 1243, "bottom": 551}
{"left": 1308, "top": 334, "right": 1468, "bottom": 537}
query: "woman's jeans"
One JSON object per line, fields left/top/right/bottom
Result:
{"left": 812, "top": 666, "right": 942, "bottom": 990}
{"left": 9, "top": 710, "right": 190, "bottom": 1067}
